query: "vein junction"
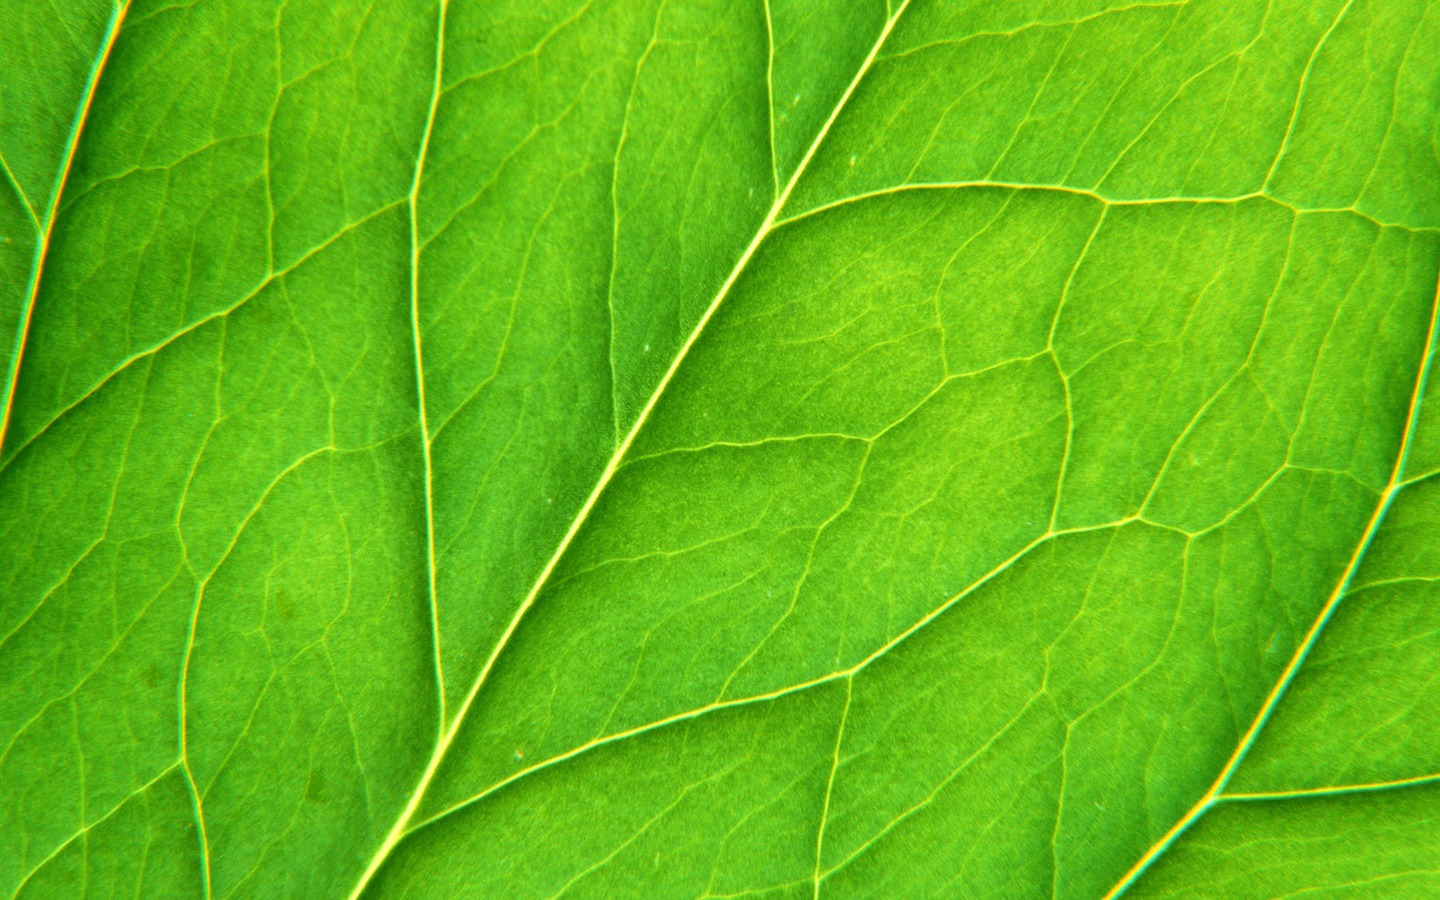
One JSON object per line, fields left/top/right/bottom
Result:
{"left": 349, "top": 2, "right": 918, "bottom": 893}
{"left": 352, "top": 0, "right": 1440, "bottom": 892}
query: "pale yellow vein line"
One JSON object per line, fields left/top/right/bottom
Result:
{"left": 1351, "top": 6, "right": 1422, "bottom": 211}
{"left": 0, "top": 360, "right": 152, "bottom": 770}
{"left": 1103, "top": 265, "right": 1440, "bottom": 899}
{"left": 1221, "top": 772, "right": 1440, "bottom": 803}
{"left": 0, "top": 533, "right": 104, "bottom": 653}
{"left": 983, "top": 23, "right": 1075, "bottom": 181}
{"left": 1046, "top": 205, "right": 1106, "bottom": 530}
{"left": 762, "top": 0, "right": 778, "bottom": 195}
{"left": 822, "top": 691, "right": 1050, "bottom": 882}
{"left": 881, "top": 0, "right": 1189, "bottom": 64}
{"left": 1349, "top": 573, "right": 1440, "bottom": 594}
{"left": 1092, "top": 34, "right": 1252, "bottom": 194}
{"left": 771, "top": 181, "right": 1432, "bottom": 233}
{"left": 812, "top": 677, "right": 851, "bottom": 898}
{"left": 346, "top": 4, "right": 914, "bottom": 893}
{"left": 415, "top": 669, "right": 856, "bottom": 834}
{"left": 1260, "top": 0, "right": 1354, "bottom": 192}
{"left": 623, "top": 432, "right": 869, "bottom": 467}
{"left": 1398, "top": 466, "right": 1440, "bottom": 489}
{"left": 0, "top": 150, "right": 38, "bottom": 229}
{"left": 0, "top": 199, "right": 404, "bottom": 476}
{"left": 410, "top": 0, "right": 449, "bottom": 723}
{"left": 548, "top": 769, "right": 733, "bottom": 899}
{"left": 1137, "top": 213, "right": 1299, "bottom": 516}
{"left": 410, "top": 515, "right": 1149, "bottom": 833}
{"left": 0, "top": 0, "right": 129, "bottom": 456}
{"left": 440, "top": 0, "right": 595, "bottom": 93}
{"left": 9, "top": 763, "right": 180, "bottom": 899}
{"left": 178, "top": 445, "right": 334, "bottom": 900}
{"left": 606, "top": 0, "right": 666, "bottom": 442}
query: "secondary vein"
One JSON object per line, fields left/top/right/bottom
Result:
{"left": 1101, "top": 263, "right": 1440, "bottom": 899}
{"left": 346, "top": 2, "right": 915, "bottom": 893}
{"left": 410, "top": 0, "right": 450, "bottom": 726}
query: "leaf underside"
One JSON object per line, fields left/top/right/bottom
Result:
{"left": 3, "top": 0, "right": 1440, "bottom": 897}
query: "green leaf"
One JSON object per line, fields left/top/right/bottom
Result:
{"left": 3, "top": 0, "right": 1440, "bottom": 897}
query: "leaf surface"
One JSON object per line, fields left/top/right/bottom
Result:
{"left": 3, "top": 1, "right": 1440, "bottom": 897}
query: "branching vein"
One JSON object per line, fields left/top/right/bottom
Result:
{"left": 346, "top": 3, "right": 916, "bottom": 892}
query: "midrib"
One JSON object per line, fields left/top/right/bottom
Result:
{"left": 346, "top": 1, "right": 914, "bottom": 895}
{"left": 0, "top": 1, "right": 130, "bottom": 458}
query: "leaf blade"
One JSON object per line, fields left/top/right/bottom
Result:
{"left": 3, "top": 1, "right": 1440, "bottom": 897}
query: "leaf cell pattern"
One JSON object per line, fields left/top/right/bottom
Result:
{"left": 2, "top": 0, "right": 1440, "bottom": 898}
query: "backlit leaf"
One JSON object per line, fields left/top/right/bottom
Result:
{"left": 3, "top": 1, "right": 1439, "bottom": 897}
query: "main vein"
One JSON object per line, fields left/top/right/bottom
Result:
{"left": 346, "top": 2, "right": 912, "bottom": 894}
{"left": 1102, "top": 265, "right": 1440, "bottom": 899}
{"left": 0, "top": 1, "right": 129, "bottom": 457}
{"left": 411, "top": 0, "right": 449, "bottom": 725}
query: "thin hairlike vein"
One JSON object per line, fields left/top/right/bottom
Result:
{"left": 407, "top": 513, "right": 1154, "bottom": 833}
{"left": 1101, "top": 267, "right": 1440, "bottom": 899}
{"left": 346, "top": 3, "right": 916, "bottom": 893}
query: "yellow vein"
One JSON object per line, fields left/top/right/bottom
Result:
{"left": 411, "top": 514, "right": 1149, "bottom": 833}
{"left": 1261, "top": 0, "right": 1354, "bottom": 192}
{"left": 771, "top": 181, "right": 1430, "bottom": 233}
{"left": 0, "top": 0, "right": 129, "bottom": 456}
{"left": 410, "top": 0, "right": 449, "bottom": 722}
{"left": 1103, "top": 266, "right": 1440, "bottom": 899}
{"left": 1046, "top": 205, "right": 1106, "bottom": 530}
{"left": 1137, "top": 213, "right": 1299, "bottom": 516}
{"left": 9, "top": 763, "right": 181, "bottom": 897}
{"left": 346, "top": 3, "right": 913, "bottom": 893}
{"left": 762, "top": 0, "right": 778, "bottom": 196}
{"left": 821, "top": 692, "right": 1051, "bottom": 881}
{"left": 605, "top": 0, "right": 666, "bottom": 442}
{"left": 813, "top": 678, "right": 852, "bottom": 898}
{"left": 414, "top": 668, "right": 855, "bottom": 834}
{"left": 0, "top": 150, "right": 37, "bottom": 229}
{"left": 1221, "top": 772, "right": 1440, "bottom": 803}
{"left": 882, "top": 0, "right": 1188, "bottom": 65}
{"left": 178, "top": 445, "right": 332, "bottom": 900}
{"left": 0, "top": 199, "right": 404, "bottom": 476}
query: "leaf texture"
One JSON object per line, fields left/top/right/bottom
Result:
{"left": 2, "top": 0, "right": 1440, "bottom": 897}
